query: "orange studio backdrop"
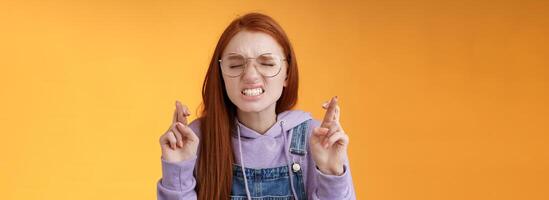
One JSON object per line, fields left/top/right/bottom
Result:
{"left": 1, "top": 0, "right": 548, "bottom": 199}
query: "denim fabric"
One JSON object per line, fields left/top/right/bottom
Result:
{"left": 290, "top": 120, "right": 308, "bottom": 156}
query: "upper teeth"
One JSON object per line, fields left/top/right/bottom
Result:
{"left": 242, "top": 88, "right": 264, "bottom": 96}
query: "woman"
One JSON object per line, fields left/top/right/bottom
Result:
{"left": 157, "top": 13, "right": 356, "bottom": 200}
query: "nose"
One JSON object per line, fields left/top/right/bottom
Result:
{"left": 241, "top": 59, "right": 261, "bottom": 82}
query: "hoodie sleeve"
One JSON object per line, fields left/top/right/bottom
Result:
{"left": 157, "top": 156, "right": 197, "bottom": 200}
{"left": 157, "top": 119, "right": 201, "bottom": 200}
{"left": 306, "top": 119, "right": 357, "bottom": 200}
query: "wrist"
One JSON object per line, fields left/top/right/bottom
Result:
{"left": 317, "top": 163, "right": 344, "bottom": 176}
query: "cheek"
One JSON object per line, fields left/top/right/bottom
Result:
{"left": 223, "top": 78, "right": 240, "bottom": 97}
{"left": 270, "top": 67, "right": 288, "bottom": 94}
{"left": 266, "top": 77, "right": 286, "bottom": 97}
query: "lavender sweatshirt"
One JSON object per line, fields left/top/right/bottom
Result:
{"left": 157, "top": 110, "right": 356, "bottom": 199}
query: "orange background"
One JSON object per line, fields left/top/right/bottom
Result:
{"left": 1, "top": 0, "right": 548, "bottom": 199}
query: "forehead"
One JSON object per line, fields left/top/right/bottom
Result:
{"left": 222, "top": 30, "right": 284, "bottom": 57}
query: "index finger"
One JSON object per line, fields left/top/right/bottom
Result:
{"left": 321, "top": 96, "right": 338, "bottom": 126}
{"left": 172, "top": 109, "right": 177, "bottom": 124}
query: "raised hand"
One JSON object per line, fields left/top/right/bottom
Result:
{"left": 309, "top": 96, "right": 349, "bottom": 175}
{"left": 159, "top": 100, "right": 199, "bottom": 163}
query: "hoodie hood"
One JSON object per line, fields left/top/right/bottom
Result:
{"left": 234, "top": 110, "right": 313, "bottom": 139}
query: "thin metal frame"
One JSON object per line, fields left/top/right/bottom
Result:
{"left": 218, "top": 53, "right": 287, "bottom": 78}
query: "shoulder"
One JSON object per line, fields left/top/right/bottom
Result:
{"left": 305, "top": 118, "right": 321, "bottom": 141}
{"left": 281, "top": 109, "right": 321, "bottom": 131}
{"left": 282, "top": 109, "right": 321, "bottom": 137}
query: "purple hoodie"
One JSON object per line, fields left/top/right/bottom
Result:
{"left": 157, "top": 110, "right": 356, "bottom": 199}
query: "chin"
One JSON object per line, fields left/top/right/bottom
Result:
{"left": 235, "top": 102, "right": 271, "bottom": 113}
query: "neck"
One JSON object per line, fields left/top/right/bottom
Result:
{"left": 236, "top": 104, "right": 277, "bottom": 134}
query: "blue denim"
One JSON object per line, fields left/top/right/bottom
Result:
{"left": 290, "top": 120, "right": 308, "bottom": 156}
{"left": 230, "top": 120, "right": 311, "bottom": 200}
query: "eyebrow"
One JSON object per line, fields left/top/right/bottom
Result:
{"left": 225, "top": 54, "right": 244, "bottom": 59}
{"left": 224, "top": 52, "right": 274, "bottom": 57}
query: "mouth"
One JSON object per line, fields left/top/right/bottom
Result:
{"left": 241, "top": 87, "right": 265, "bottom": 97}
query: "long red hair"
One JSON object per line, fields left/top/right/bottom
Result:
{"left": 196, "top": 13, "right": 299, "bottom": 199}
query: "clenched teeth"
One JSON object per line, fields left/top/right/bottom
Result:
{"left": 242, "top": 88, "right": 264, "bottom": 96}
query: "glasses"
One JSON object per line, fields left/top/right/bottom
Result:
{"left": 219, "top": 53, "right": 286, "bottom": 78}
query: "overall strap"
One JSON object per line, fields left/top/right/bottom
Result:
{"left": 289, "top": 119, "right": 311, "bottom": 156}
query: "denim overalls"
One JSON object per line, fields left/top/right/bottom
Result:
{"left": 230, "top": 120, "right": 311, "bottom": 200}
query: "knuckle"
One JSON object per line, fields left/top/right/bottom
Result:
{"left": 172, "top": 125, "right": 181, "bottom": 132}
{"left": 167, "top": 132, "right": 176, "bottom": 140}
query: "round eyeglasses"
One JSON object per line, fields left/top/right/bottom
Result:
{"left": 219, "top": 53, "right": 286, "bottom": 78}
